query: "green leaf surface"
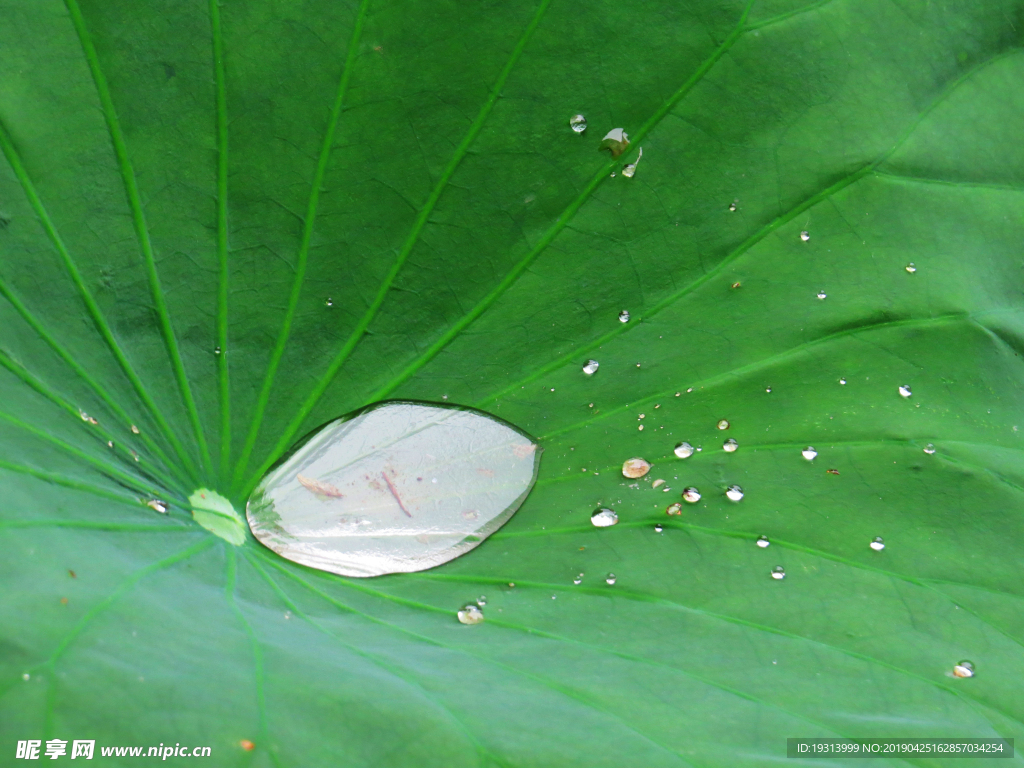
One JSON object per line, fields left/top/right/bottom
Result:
{"left": 2, "top": 0, "right": 1024, "bottom": 764}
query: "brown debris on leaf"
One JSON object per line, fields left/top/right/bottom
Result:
{"left": 599, "top": 128, "right": 630, "bottom": 157}
{"left": 297, "top": 474, "right": 344, "bottom": 499}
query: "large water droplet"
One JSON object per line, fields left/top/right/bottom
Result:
{"left": 756, "top": 535, "right": 770, "bottom": 548}
{"left": 723, "top": 438, "right": 738, "bottom": 453}
{"left": 952, "top": 660, "right": 974, "bottom": 678}
{"left": 665, "top": 502, "right": 683, "bottom": 516}
{"left": 622, "top": 457, "right": 651, "bottom": 478}
{"left": 605, "top": 573, "right": 617, "bottom": 585}
{"left": 682, "top": 487, "right": 701, "bottom": 504}
{"left": 726, "top": 485, "right": 744, "bottom": 502}
{"left": 674, "top": 442, "right": 695, "bottom": 459}
{"left": 802, "top": 447, "right": 817, "bottom": 461}
{"left": 771, "top": 566, "right": 786, "bottom": 580}
{"left": 457, "top": 604, "right": 484, "bottom": 625}
{"left": 618, "top": 309, "right": 630, "bottom": 323}
{"left": 600, "top": 128, "right": 630, "bottom": 157}
{"left": 899, "top": 385, "right": 912, "bottom": 398}
{"left": 869, "top": 536, "right": 885, "bottom": 551}
{"left": 582, "top": 359, "right": 600, "bottom": 375}
{"left": 717, "top": 419, "right": 730, "bottom": 430}
{"left": 621, "top": 147, "right": 643, "bottom": 178}
{"left": 591, "top": 508, "right": 618, "bottom": 527}
{"left": 569, "top": 114, "right": 587, "bottom": 133}
{"left": 923, "top": 443, "right": 936, "bottom": 455}
{"left": 246, "top": 402, "right": 541, "bottom": 577}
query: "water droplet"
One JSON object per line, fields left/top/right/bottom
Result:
{"left": 107, "top": 440, "right": 114, "bottom": 449}
{"left": 146, "top": 499, "right": 168, "bottom": 514}
{"left": 21, "top": 673, "right": 29, "bottom": 681}
{"left": 899, "top": 385, "right": 912, "bottom": 398}
{"left": 869, "top": 537, "right": 885, "bottom": 551}
{"left": 590, "top": 508, "right": 618, "bottom": 527}
{"left": 569, "top": 114, "right": 587, "bottom": 133}
{"left": 622, "top": 457, "right": 651, "bottom": 478}
{"left": 923, "top": 443, "right": 936, "bottom": 455}
{"left": 476, "top": 595, "right": 487, "bottom": 606}
{"left": 756, "top": 535, "right": 770, "bottom": 548}
{"left": 839, "top": 378, "right": 846, "bottom": 385}
{"left": 731, "top": 281, "right": 742, "bottom": 289}
{"left": 131, "top": 450, "right": 140, "bottom": 462}
{"left": 802, "top": 447, "right": 817, "bottom": 461}
{"left": 726, "top": 485, "right": 744, "bottom": 502}
{"left": 131, "top": 424, "right": 140, "bottom": 434}
{"left": 674, "top": 442, "right": 695, "bottom": 459}
{"left": 800, "top": 231, "right": 810, "bottom": 242}
{"left": 214, "top": 346, "right": 222, "bottom": 355}
{"left": 600, "top": 128, "right": 630, "bottom": 157}
{"left": 78, "top": 410, "right": 98, "bottom": 425}
{"left": 573, "top": 573, "right": 583, "bottom": 585}
{"left": 457, "top": 604, "right": 484, "bottom": 625}
{"left": 682, "top": 487, "right": 701, "bottom": 504}
{"left": 652, "top": 478, "right": 665, "bottom": 488}
{"left": 621, "top": 147, "right": 643, "bottom": 178}
{"left": 325, "top": 297, "right": 334, "bottom": 307}
{"left": 816, "top": 290, "right": 827, "bottom": 300}
{"left": 905, "top": 263, "right": 916, "bottom": 273}
{"left": 654, "top": 524, "right": 663, "bottom": 533}
{"left": 771, "top": 566, "right": 786, "bottom": 580}
{"left": 665, "top": 502, "right": 683, "bottom": 516}
{"left": 723, "top": 438, "right": 738, "bottom": 453}
{"left": 952, "top": 660, "right": 974, "bottom": 678}
{"left": 728, "top": 200, "right": 738, "bottom": 212}
{"left": 618, "top": 309, "right": 630, "bottom": 323}
{"left": 582, "top": 359, "right": 600, "bottom": 375}
{"left": 246, "top": 402, "right": 541, "bottom": 577}
{"left": 717, "top": 419, "right": 730, "bottom": 430}
{"left": 765, "top": 386, "right": 772, "bottom": 393}
{"left": 605, "top": 573, "right": 617, "bottom": 585}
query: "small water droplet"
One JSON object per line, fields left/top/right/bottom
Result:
{"left": 622, "top": 457, "right": 651, "bottom": 478}
{"left": 899, "top": 385, "right": 912, "bottom": 398}
{"left": 325, "top": 297, "right": 334, "bottom": 307}
{"left": 590, "top": 508, "right": 618, "bottom": 527}
{"left": 283, "top": 610, "right": 292, "bottom": 620}
{"left": 214, "top": 346, "right": 222, "bottom": 355}
{"left": 802, "top": 447, "right": 818, "bottom": 461}
{"left": 665, "top": 502, "right": 683, "bottom": 516}
{"left": 682, "top": 487, "right": 701, "bottom": 503}
{"left": 131, "top": 424, "right": 140, "bottom": 434}
{"left": 756, "top": 535, "right": 770, "bottom": 548}
{"left": 131, "top": 450, "right": 140, "bottom": 462}
{"left": 674, "top": 442, "right": 694, "bottom": 459}
{"left": 573, "top": 573, "right": 583, "bottom": 585}
{"left": 582, "top": 359, "right": 600, "bottom": 375}
{"left": 952, "top": 660, "right": 974, "bottom": 678}
{"left": 569, "top": 114, "right": 587, "bottom": 133}
{"left": 816, "top": 290, "right": 827, "bottom": 300}
{"left": 800, "top": 231, "right": 810, "bottom": 242}
{"left": 923, "top": 443, "right": 936, "bottom": 455}
{"left": 723, "top": 438, "right": 738, "bottom": 453}
{"left": 457, "top": 604, "right": 484, "bottom": 625}
{"left": 728, "top": 200, "right": 738, "bottom": 212}
{"left": 654, "top": 524, "right": 663, "bottom": 533}
{"left": 726, "top": 485, "right": 744, "bottom": 502}
{"left": 905, "top": 263, "right": 916, "bottom": 273}
{"left": 765, "top": 386, "right": 772, "bottom": 393}
{"left": 870, "top": 537, "right": 885, "bottom": 551}
{"left": 146, "top": 499, "right": 168, "bottom": 514}
{"left": 22, "top": 673, "right": 29, "bottom": 681}
{"left": 605, "top": 573, "right": 616, "bottom": 585}
{"left": 717, "top": 419, "right": 730, "bottom": 430}
{"left": 618, "top": 309, "right": 630, "bottom": 323}
{"left": 652, "top": 478, "right": 665, "bottom": 488}
{"left": 107, "top": 440, "right": 114, "bottom": 449}
{"left": 78, "top": 410, "right": 98, "bottom": 425}
{"left": 476, "top": 595, "right": 487, "bottom": 606}
{"left": 771, "top": 566, "right": 786, "bottom": 580}
{"left": 839, "top": 378, "right": 847, "bottom": 385}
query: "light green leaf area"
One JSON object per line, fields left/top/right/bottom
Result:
{"left": 1, "top": 0, "right": 1023, "bottom": 765}
{"left": 189, "top": 488, "right": 245, "bottom": 546}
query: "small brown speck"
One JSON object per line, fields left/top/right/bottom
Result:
{"left": 60, "top": 597, "right": 68, "bottom": 605}
{"left": 68, "top": 570, "right": 76, "bottom": 579}
{"left": 827, "top": 469, "right": 840, "bottom": 475}
{"left": 240, "top": 740, "right": 255, "bottom": 752}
